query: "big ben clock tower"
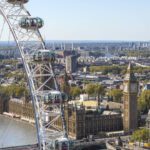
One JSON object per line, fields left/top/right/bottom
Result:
{"left": 123, "top": 63, "right": 138, "bottom": 133}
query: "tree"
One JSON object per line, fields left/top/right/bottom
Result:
{"left": 108, "top": 89, "right": 123, "bottom": 103}
{"left": 0, "top": 86, "right": 10, "bottom": 101}
{"left": 131, "top": 128, "right": 150, "bottom": 142}
{"left": 0, "top": 86, "right": 10, "bottom": 112}
{"left": 85, "top": 83, "right": 105, "bottom": 103}
{"left": 85, "top": 83, "right": 96, "bottom": 96}
{"left": 0, "top": 84, "right": 28, "bottom": 99}
{"left": 138, "top": 90, "right": 150, "bottom": 113}
{"left": 60, "top": 83, "right": 70, "bottom": 96}
{"left": 70, "top": 86, "right": 81, "bottom": 99}
{"left": 94, "top": 84, "right": 105, "bottom": 105}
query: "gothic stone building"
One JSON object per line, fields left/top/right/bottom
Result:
{"left": 55, "top": 104, "right": 123, "bottom": 139}
{"left": 1, "top": 97, "right": 123, "bottom": 140}
{"left": 8, "top": 98, "right": 34, "bottom": 120}
{"left": 123, "top": 63, "right": 138, "bottom": 133}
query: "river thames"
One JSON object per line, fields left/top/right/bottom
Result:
{"left": 0, "top": 115, "right": 107, "bottom": 150}
{"left": 0, "top": 115, "right": 37, "bottom": 148}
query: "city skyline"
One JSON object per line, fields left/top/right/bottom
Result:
{"left": 0, "top": 1, "right": 150, "bottom": 150}
{"left": 26, "top": 0, "right": 150, "bottom": 41}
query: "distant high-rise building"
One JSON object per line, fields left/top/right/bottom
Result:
{"left": 66, "top": 55, "right": 77, "bottom": 73}
{"left": 123, "top": 63, "right": 138, "bottom": 133}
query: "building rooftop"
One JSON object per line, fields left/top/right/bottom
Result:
{"left": 102, "top": 110, "right": 119, "bottom": 115}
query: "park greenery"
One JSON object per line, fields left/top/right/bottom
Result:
{"left": 85, "top": 83, "right": 105, "bottom": 100}
{"left": 0, "top": 86, "right": 10, "bottom": 102}
{"left": 70, "top": 86, "right": 82, "bottom": 99}
{"left": 90, "top": 65, "right": 150, "bottom": 75}
{"left": 90, "top": 65, "right": 124, "bottom": 75}
{"left": 125, "top": 50, "right": 150, "bottom": 58}
{"left": 138, "top": 90, "right": 150, "bottom": 114}
{"left": 107, "top": 49, "right": 150, "bottom": 58}
{"left": 131, "top": 128, "right": 150, "bottom": 143}
{"left": 0, "top": 84, "right": 28, "bottom": 100}
{"left": 108, "top": 89, "right": 123, "bottom": 103}
{"left": 63, "top": 83, "right": 105, "bottom": 100}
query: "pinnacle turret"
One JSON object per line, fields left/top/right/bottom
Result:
{"left": 124, "top": 63, "right": 136, "bottom": 81}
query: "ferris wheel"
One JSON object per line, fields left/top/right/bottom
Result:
{"left": 0, "top": 0, "right": 71, "bottom": 150}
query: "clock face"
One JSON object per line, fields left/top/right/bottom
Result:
{"left": 130, "top": 83, "right": 137, "bottom": 93}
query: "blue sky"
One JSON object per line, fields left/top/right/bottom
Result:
{"left": 4, "top": 0, "right": 150, "bottom": 41}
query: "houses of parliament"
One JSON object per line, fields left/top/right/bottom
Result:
{"left": 0, "top": 63, "right": 138, "bottom": 139}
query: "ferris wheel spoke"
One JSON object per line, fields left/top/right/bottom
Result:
{"left": 0, "top": 19, "right": 5, "bottom": 40}
{"left": 0, "top": 1, "right": 70, "bottom": 150}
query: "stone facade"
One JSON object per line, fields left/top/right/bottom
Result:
{"left": 0, "top": 97, "right": 34, "bottom": 119}
{"left": 8, "top": 98, "right": 34, "bottom": 120}
{"left": 0, "top": 98, "right": 123, "bottom": 140}
{"left": 55, "top": 105, "right": 123, "bottom": 139}
{"left": 123, "top": 63, "right": 138, "bottom": 133}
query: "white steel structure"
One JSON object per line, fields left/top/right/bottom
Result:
{"left": 0, "top": 0, "right": 69, "bottom": 150}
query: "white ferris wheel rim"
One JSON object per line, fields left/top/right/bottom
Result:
{"left": 0, "top": 1, "right": 68, "bottom": 150}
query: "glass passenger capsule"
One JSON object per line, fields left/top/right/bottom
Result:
{"left": 32, "top": 49, "right": 55, "bottom": 62}
{"left": 43, "top": 91, "right": 68, "bottom": 104}
{"left": 7, "top": 0, "right": 28, "bottom": 5}
{"left": 19, "top": 17, "right": 44, "bottom": 30}
{"left": 55, "top": 138, "right": 70, "bottom": 150}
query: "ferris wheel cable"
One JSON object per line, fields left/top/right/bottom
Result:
{"left": 0, "top": 1, "right": 69, "bottom": 149}
{"left": 0, "top": 19, "right": 5, "bottom": 39}
{"left": 7, "top": 28, "right": 11, "bottom": 45}
{"left": 24, "top": 8, "right": 46, "bottom": 49}
{"left": 48, "top": 62, "right": 68, "bottom": 138}
{"left": 0, "top": 7, "right": 42, "bottom": 148}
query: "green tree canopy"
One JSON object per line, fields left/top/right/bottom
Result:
{"left": 138, "top": 90, "right": 150, "bottom": 113}
{"left": 0, "top": 84, "right": 28, "bottom": 99}
{"left": 0, "top": 86, "right": 10, "bottom": 102}
{"left": 85, "top": 83, "right": 96, "bottom": 96}
{"left": 108, "top": 89, "right": 123, "bottom": 103}
{"left": 90, "top": 65, "right": 150, "bottom": 75}
{"left": 70, "top": 86, "right": 81, "bottom": 99}
{"left": 85, "top": 83, "right": 105, "bottom": 99}
{"left": 131, "top": 128, "right": 150, "bottom": 142}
